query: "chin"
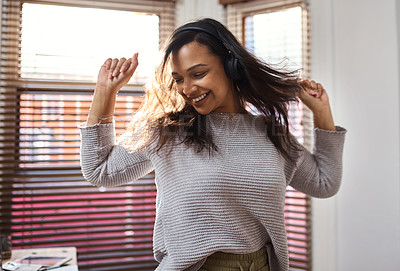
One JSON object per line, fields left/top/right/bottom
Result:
{"left": 192, "top": 107, "right": 212, "bottom": 116}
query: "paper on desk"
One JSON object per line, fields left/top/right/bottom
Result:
{"left": 46, "top": 266, "right": 78, "bottom": 271}
{"left": 13, "top": 264, "right": 42, "bottom": 271}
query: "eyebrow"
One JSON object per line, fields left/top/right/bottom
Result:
{"left": 171, "top": 64, "right": 207, "bottom": 75}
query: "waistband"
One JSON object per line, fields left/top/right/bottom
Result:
{"left": 207, "top": 247, "right": 267, "bottom": 261}
{"left": 200, "top": 247, "right": 269, "bottom": 271}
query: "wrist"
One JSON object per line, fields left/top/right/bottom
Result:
{"left": 95, "top": 84, "right": 118, "bottom": 95}
{"left": 312, "top": 106, "right": 336, "bottom": 131}
{"left": 87, "top": 113, "right": 114, "bottom": 125}
{"left": 87, "top": 88, "right": 117, "bottom": 126}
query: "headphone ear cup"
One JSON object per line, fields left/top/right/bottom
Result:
{"left": 224, "top": 55, "right": 244, "bottom": 81}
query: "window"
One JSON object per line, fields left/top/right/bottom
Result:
{"left": 228, "top": 1, "right": 312, "bottom": 270}
{"left": 0, "top": 0, "right": 175, "bottom": 270}
{"left": 20, "top": 3, "right": 160, "bottom": 82}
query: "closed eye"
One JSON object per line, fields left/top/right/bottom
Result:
{"left": 194, "top": 72, "right": 206, "bottom": 78}
{"left": 173, "top": 77, "right": 183, "bottom": 84}
{"left": 172, "top": 71, "right": 206, "bottom": 84}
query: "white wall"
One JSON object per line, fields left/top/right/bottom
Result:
{"left": 175, "top": 0, "right": 225, "bottom": 27}
{"left": 308, "top": 0, "right": 338, "bottom": 269}
{"left": 310, "top": 0, "right": 400, "bottom": 269}
{"left": 310, "top": 0, "right": 400, "bottom": 270}
{"left": 177, "top": 0, "right": 400, "bottom": 270}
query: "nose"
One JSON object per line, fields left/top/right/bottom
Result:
{"left": 182, "top": 79, "right": 198, "bottom": 98}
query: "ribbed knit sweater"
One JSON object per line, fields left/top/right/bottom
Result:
{"left": 79, "top": 112, "right": 346, "bottom": 271}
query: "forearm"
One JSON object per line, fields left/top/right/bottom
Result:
{"left": 79, "top": 122, "right": 154, "bottom": 187}
{"left": 312, "top": 105, "right": 336, "bottom": 131}
{"left": 289, "top": 126, "right": 347, "bottom": 198}
{"left": 87, "top": 86, "right": 117, "bottom": 126}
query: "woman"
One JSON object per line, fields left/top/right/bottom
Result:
{"left": 80, "top": 18, "right": 346, "bottom": 271}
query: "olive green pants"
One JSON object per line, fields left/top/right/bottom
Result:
{"left": 199, "top": 247, "right": 269, "bottom": 271}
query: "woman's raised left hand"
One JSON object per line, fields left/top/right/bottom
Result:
{"left": 298, "top": 79, "right": 330, "bottom": 113}
{"left": 298, "top": 79, "right": 336, "bottom": 131}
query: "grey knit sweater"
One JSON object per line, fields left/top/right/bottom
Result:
{"left": 79, "top": 112, "right": 346, "bottom": 271}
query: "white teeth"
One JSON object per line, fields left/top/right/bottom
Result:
{"left": 192, "top": 93, "right": 207, "bottom": 102}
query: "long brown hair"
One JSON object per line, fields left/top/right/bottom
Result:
{"left": 121, "top": 18, "right": 302, "bottom": 160}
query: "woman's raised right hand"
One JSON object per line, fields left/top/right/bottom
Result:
{"left": 96, "top": 52, "right": 139, "bottom": 94}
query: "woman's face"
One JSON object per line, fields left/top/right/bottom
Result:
{"left": 171, "top": 41, "right": 241, "bottom": 115}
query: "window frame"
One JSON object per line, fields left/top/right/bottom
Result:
{"left": 14, "top": 0, "right": 176, "bottom": 90}
{"left": 0, "top": 0, "right": 175, "bottom": 270}
{"left": 226, "top": 1, "right": 313, "bottom": 270}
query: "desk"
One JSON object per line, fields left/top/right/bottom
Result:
{"left": 5, "top": 247, "right": 78, "bottom": 271}
{"left": 9, "top": 247, "right": 77, "bottom": 265}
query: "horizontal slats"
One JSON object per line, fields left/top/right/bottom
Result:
{"left": 4, "top": 208, "right": 156, "bottom": 220}
{"left": 287, "top": 243, "right": 309, "bottom": 250}
{"left": 0, "top": 83, "right": 144, "bottom": 93}
{"left": 1, "top": 184, "right": 155, "bottom": 193}
{"left": 78, "top": 260, "right": 158, "bottom": 271}
{"left": 78, "top": 246, "right": 153, "bottom": 255}
{"left": 0, "top": 4, "right": 157, "bottom": 271}
{"left": 0, "top": 173, "right": 154, "bottom": 182}
{"left": 78, "top": 251, "right": 155, "bottom": 262}
{"left": 6, "top": 206, "right": 156, "bottom": 219}
{"left": 0, "top": 2, "right": 312, "bottom": 271}
{"left": 12, "top": 234, "right": 154, "bottom": 246}
{"left": 289, "top": 250, "right": 308, "bottom": 258}
{"left": 78, "top": 249, "right": 154, "bottom": 261}
{"left": 1, "top": 202, "right": 156, "bottom": 209}
{"left": 0, "top": 112, "right": 134, "bottom": 117}
{"left": 12, "top": 227, "right": 155, "bottom": 240}
{"left": 3, "top": 215, "right": 156, "bottom": 226}
{"left": 59, "top": 240, "right": 154, "bottom": 250}
{"left": 5, "top": 222, "right": 156, "bottom": 233}
{"left": 1, "top": 189, "right": 156, "bottom": 197}
{"left": 0, "top": 126, "right": 126, "bottom": 131}
{"left": 0, "top": 194, "right": 155, "bottom": 205}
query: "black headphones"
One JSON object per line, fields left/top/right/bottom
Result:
{"left": 172, "top": 25, "right": 244, "bottom": 81}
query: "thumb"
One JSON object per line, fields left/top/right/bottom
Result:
{"left": 299, "top": 89, "right": 318, "bottom": 109}
{"left": 127, "top": 52, "right": 139, "bottom": 74}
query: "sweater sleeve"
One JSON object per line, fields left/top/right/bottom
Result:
{"left": 287, "top": 126, "right": 347, "bottom": 198}
{"left": 79, "top": 121, "right": 154, "bottom": 187}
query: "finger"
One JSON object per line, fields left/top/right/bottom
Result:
{"left": 310, "top": 80, "right": 317, "bottom": 86}
{"left": 301, "top": 80, "right": 317, "bottom": 97}
{"left": 299, "top": 86, "right": 317, "bottom": 100}
{"left": 126, "top": 52, "right": 139, "bottom": 74}
{"left": 113, "top": 57, "right": 127, "bottom": 77}
{"left": 98, "top": 58, "right": 112, "bottom": 81}
{"left": 120, "top": 58, "right": 132, "bottom": 73}
{"left": 109, "top": 58, "right": 119, "bottom": 79}
{"left": 310, "top": 80, "right": 317, "bottom": 92}
{"left": 299, "top": 88, "right": 313, "bottom": 104}
{"left": 318, "top": 86, "right": 330, "bottom": 102}
{"left": 316, "top": 83, "right": 323, "bottom": 98}
{"left": 298, "top": 79, "right": 310, "bottom": 90}
{"left": 103, "top": 58, "right": 112, "bottom": 70}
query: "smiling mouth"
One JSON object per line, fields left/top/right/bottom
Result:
{"left": 192, "top": 92, "right": 209, "bottom": 103}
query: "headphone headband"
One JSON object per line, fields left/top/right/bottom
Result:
{"left": 172, "top": 23, "right": 244, "bottom": 81}
{"left": 172, "top": 25, "right": 221, "bottom": 43}
{"left": 173, "top": 25, "right": 233, "bottom": 54}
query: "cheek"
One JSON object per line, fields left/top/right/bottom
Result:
{"left": 175, "top": 85, "right": 184, "bottom": 96}
{"left": 205, "top": 71, "right": 231, "bottom": 93}
{"left": 176, "top": 86, "right": 189, "bottom": 101}
{"left": 199, "top": 76, "right": 219, "bottom": 92}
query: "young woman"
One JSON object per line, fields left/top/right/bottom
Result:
{"left": 80, "top": 18, "right": 346, "bottom": 271}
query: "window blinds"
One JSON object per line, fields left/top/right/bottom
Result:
{"left": 0, "top": 0, "right": 175, "bottom": 270}
{"left": 227, "top": 1, "right": 313, "bottom": 270}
